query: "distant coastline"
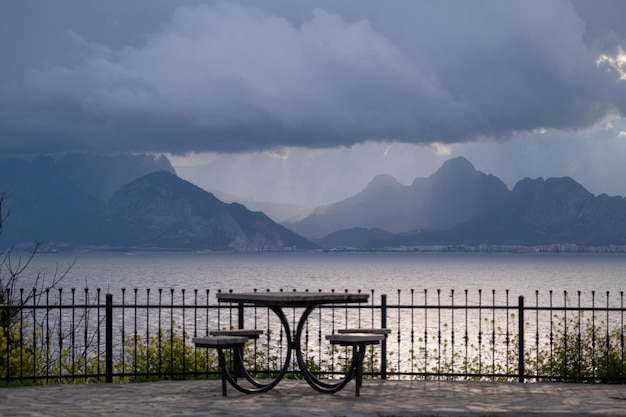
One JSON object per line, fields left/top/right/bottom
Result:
{"left": 28, "top": 242, "right": 626, "bottom": 254}
{"left": 324, "top": 244, "right": 626, "bottom": 254}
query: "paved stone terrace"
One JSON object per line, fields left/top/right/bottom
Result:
{"left": 1, "top": 379, "right": 625, "bottom": 417}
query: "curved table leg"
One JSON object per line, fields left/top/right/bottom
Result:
{"left": 218, "top": 306, "right": 293, "bottom": 394}
{"left": 294, "top": 305, "right": 358, "bottom": 393}
{"left": 232, "top": 346, "right": 271, "bottom": 389}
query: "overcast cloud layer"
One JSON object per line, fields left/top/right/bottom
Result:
{"left": 2, "top": 0, "right": 626, "bottom": 156}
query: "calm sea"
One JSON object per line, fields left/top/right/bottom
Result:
{"left": 21, "top": 251, "right": 626, "bottom": 306}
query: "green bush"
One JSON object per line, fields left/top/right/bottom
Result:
{"left": 534, "top": 314, "right": 626, "bottom": 382}
{"left": 116, "top": 327, "right": 220, "bottom": 382}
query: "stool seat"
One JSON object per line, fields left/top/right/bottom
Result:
{"left": 326, "top": 333, "right": 385, "bottom": 345}
{"left": 193, "top": 336, "right": 249, "bottom": 396}
{"left": 209, "top": 329, "right": 263, "bottom": 339}
{"left": 325, "top": 333, "right": 385, "bottom": 396}
{"left": 193, "top": 335, "right": 248, "bottom": 347}
{"left": 337, "top": 328, "right": 391, "bottom": 335}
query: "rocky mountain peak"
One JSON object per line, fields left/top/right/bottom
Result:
{"left": 289, "top": 156, "right": 508, "bottom": 239}
{"left": 431, "top": 156, "right": 478, "bottom": 179}
{"left": 102, "top": 171, "right": 317, "bottom": 251}
{"left": 365, "top": 174, "right": 403, "bottom": 190}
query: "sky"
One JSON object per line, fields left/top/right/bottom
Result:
{"left": 2, "top": 0, "right": 626, "bottom": 209}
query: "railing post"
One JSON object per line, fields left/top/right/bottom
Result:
{"left": 518, "top": 295, "right": 525, "bottom": 383}
{"left": 381, "top": 294, "right": 387, "bottom": 380}
{"left": 106, "top": 293, "right": 113, "bottom": 383}
{"left": 238, "top": 303, "right": 244, "bottom": 329}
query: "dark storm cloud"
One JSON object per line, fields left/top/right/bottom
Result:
{"left": 1, "top": 0, "right": 625, "bottom": 156}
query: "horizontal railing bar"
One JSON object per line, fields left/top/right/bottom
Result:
{"left": 526, "top": 306, "right": 624, "bottom": 311}
{"left": 4, "top": 301, "right": 621, "bottom": 309}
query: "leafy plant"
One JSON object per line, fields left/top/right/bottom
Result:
{"left": 534, "top": 314, "right": 626, "bottom": 383}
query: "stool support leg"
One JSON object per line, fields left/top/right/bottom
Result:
{"left": 217, "top": 348, "right": 228, "bottom": 396}
{"left": 355, "top": 345, "right": 361, "bottom": 397}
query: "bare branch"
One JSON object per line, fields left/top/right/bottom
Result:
{"left": 0, "top": 194, "right": 75, "bottom": 327}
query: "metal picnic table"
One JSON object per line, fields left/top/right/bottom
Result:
{"left": 215, "top": 291, "right": 370, "bottom": 394}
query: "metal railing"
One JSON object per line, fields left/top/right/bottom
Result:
{"left": 1, "top": 288, "right": 624, "bottom": 384}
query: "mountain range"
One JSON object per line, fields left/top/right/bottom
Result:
{"left": 287, "top": 157, "right": 509, "bottom": 238}
{"left": 0, "top": 154, "right": 317, "bottom": 251}
{"left": 291, "top": 157, "right": 626, "bottom": 249}
{"left": 1, "top": 153, "right": 625, "bottom": 251}
{"left": 97, "top": 171, "right": 315, "bottom": 251}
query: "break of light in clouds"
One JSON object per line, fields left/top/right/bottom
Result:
{"left": 1, "top": 0, "right": 626, "bottom": 207}
{"left": 597, "top": 47, "right": 626, "bottom": 80}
